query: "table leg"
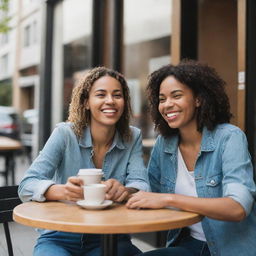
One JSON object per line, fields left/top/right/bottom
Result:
{"left": 101, "top": 234, "right": 117, "bottom": 256}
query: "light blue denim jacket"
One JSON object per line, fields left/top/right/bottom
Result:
{"left": 148, "top": 124, "right": 256, "bottom": 256}
{"left": 18, "top": 122, "right": 149, "bottom": 203}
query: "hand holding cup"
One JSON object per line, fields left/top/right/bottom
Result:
{"left": 102, "top": 178, "right": 129, "bottom": 202}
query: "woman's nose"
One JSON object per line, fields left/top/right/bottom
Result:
{"left": 105, "top": 95, "right": 114, "bottom": 104}
{"left": 165, "top": 98, "right": 174, "bottom": 107}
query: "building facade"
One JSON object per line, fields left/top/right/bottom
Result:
{"left": 0, "top": 0, "right": 41, "bottom": 111}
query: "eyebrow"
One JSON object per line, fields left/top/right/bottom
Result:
{"left": 159, "top": 89, "right": 183, "bottom": 96}
{"left": 94, "top": 89, "right": 122, "bottom": 93}
{"left": 171, "top": 89, "right": 183, "bottom": 94}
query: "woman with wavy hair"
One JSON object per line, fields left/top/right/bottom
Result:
{"left": 19, "top": 67, "right": 149, "bottom": 256}
{"left": 127, "top": 60, "right": 256, "bottom": 256}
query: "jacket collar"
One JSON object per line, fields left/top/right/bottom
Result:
{"left": 163, "top": 126, "right": 216, "bottom": 154}
{"left": 78, "top": 127, "right": 126, "bottom": 150}
{"left": 200, "top": 127, "right": 216, "bottom": 152}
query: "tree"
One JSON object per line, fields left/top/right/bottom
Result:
{"left": 0, "top": 0, "right": 11, "bottom": 33}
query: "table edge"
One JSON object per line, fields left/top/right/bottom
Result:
{"left": 13, "top": 202, "right": 202, "bottom": 234}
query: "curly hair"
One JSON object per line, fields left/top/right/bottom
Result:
{"left": 147, "top": 59, "right": 233, "bottom": 137}
{"left": 68, "top": 66, "right": 132, "bottom": 141}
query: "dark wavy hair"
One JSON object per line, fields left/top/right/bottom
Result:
{"left": 68, "top": 66, "right": 132, "bottom": 141}
{"left": 147, "top": 60, "right": 233, "bottom": 137}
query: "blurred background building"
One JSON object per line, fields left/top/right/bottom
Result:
{"left": 0, "top": 0, "right": 255, "bottom": 171}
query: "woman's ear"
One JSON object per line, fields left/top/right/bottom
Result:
{"left": 196, "top": 97, "right": 201, "bottom": 107}
{"left": 85, "top": 101, "right": 89, "bottom": 110}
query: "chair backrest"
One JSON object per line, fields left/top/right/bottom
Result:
{"left": 0, "top": 185, "right": 22, "bottom": 223}
{"left": 0, "top": 185, "right": 22, "bottom": 256}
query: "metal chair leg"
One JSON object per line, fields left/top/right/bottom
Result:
{"left": 3, "top": 222, "right": 14, "bottom": 256}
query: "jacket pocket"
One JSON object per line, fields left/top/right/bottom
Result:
{"left": 160, "top": 176, "right": 175, "bottom": 193}
{"left": 205, "top": 173, "right": 223, "bottom": 197}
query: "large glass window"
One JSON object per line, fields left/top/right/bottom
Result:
{"left": 123, "top": 0, "right": 172, "bottom": 139}
{"left": 62, "top": 0, "right": 92, "bottom": 119}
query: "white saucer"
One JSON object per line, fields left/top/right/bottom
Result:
{"left": 77, "top": 200, "right": 113, "bottom": 210}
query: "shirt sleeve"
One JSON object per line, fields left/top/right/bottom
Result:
{"left": 221, "top": 129, "right": 256, "bottom": 216}
{"left": 124, "top": 129, "right": 150, "bottom": 192}
{"left": 18, "top": 124, "right": 67, "bottom": 202}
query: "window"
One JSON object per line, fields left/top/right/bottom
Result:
{"left": 32, "top": 21, "right": 37, "bottom": 43}
{"left": 123, "top": 0, "right": 172, "bottom": 138}
{"left": 24, "top": 24, "right": 31, "bottom": 47}
{"left": 24, "top": 21, "right": 38, "bottom": 47}
{"left": 62, "top": 0, "right": 93, "bottom": 120}
{"left": 0, "top": 53, "right": 9, "bottom": 76}
{"left": 0, "top": 33, "right": 8, "bottom": 45}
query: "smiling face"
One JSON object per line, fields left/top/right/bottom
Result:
{"left": 86, "top": 76, "right": 125, "bottom": 129}
{"left": 158, "top": 76, "right": 200, "bottom": 132}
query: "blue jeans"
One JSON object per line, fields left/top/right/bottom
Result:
{"left": 34, "top": 231, "right": 141, "bottom": 256}
{"left": 140, "top": 236, "right": 211, "bottom": 256}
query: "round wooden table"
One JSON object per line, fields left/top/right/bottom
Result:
{"left": 13, "top": 201, "right": 202, "bottom": 255}
{"left": 0, "top": 136, "right": 22, "bottom": 185}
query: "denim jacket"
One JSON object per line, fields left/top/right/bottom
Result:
{"left": 148, "top": 124, "right": 256, "bottom": 256}
{"left": 18, "top": 122, "right": 149, "bottom": 203}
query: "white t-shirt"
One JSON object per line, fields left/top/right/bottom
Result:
{"left": 175, "top": 148, "right": 206, "bottom": 241}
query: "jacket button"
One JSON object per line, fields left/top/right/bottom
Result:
{"left": 210, "top": 180, "right": 215, "bottom": 185}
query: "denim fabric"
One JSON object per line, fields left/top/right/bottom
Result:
{"left": 148, "top": 124, "right": 256, "bottom": 256}
{"left": 18, "top": 122, "right": 149, "bottom": 203}
{"left": 34, "top": 232, "right": 141, "bottom": 256}
{"left": 140, "top": 236, "right": 210, "bottom": 256}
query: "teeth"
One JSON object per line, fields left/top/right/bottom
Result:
{"left": 167, "top": 112, "right": 178, "bottom": 118}
{"left": 102, "top": 109, "right": 116, "bottom": 113}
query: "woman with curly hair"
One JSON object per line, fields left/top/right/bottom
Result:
{"left": 127, "top": 60, "right": 256, "bottom": 256}
{"left": 19, "top": 67, "right": 149, "bottom": 256}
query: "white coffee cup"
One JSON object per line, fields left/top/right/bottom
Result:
{"left": 83, "top": 184, "right": 106, "bottom": 205}
{"left": 78, "top": 168, "right": 103, "bottom": 185}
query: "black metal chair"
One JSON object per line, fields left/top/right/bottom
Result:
{"left": 0, "top": 185, "right": 22, "bottom": 256}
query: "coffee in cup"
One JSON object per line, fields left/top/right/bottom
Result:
{"left": 83, "top": 184, "right": 106, "bottom": 205}
{"left": 78, "top": 168, "right": 103, "bottom": 185}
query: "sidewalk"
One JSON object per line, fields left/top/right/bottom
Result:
{"left": 0, "top": 154, "right": 157, "bottom": 255}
